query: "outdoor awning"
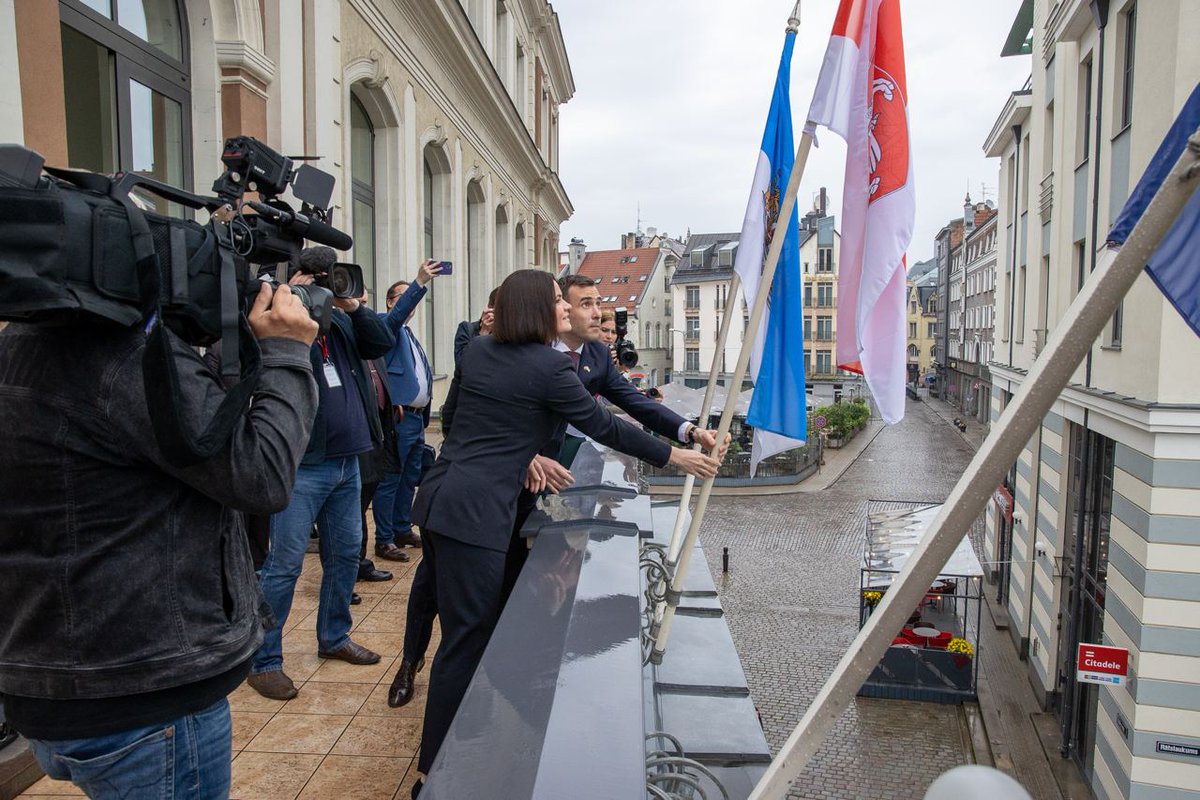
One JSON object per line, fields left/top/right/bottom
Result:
{"left": 863, "top": 504, "right": 983, "bottom": 586}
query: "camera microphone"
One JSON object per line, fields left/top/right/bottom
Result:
{"left": 245, "top": 201, "right": 353, "bottom": 251}
{"left": 299, "top": 245, "right": 338, "bottom": 274}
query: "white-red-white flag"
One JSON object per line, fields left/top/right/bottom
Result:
{"left": 805, "top": 0, "right": 914, "bottom": 424}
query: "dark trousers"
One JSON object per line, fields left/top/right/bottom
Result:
{"left": 401, "top": 493, "right": 536, "bottom": 667}
{"left": 359, "top": 477, "right": 379, "bottom": 562}
{"left": 418, "top": 529, "right": 506, "bottom": 774}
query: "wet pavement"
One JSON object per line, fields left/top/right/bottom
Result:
{"left": 698, "top": 399, "right": 985, "bottom": 799}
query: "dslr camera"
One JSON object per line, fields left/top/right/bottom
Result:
{"left": 613, "top": 307, "right": 638, "bottom": 368}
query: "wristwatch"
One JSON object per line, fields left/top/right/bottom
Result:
{"left": 686, "top": 424, "right": 699, "bottom": 444}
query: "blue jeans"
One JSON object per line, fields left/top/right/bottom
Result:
{"left": 253, "top": 457, "right": 362, "bottom": 674}
{"left": 372, "top": 412, "right": 425, "bottom": 546}
{"left": 28, "top": 699, "right": 231, "bottom": 800}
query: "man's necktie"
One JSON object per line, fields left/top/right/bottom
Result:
{"left": 567, "top": 350, "right": 581, "bottom": 370}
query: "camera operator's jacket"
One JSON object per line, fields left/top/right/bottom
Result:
{"left": 301, "top": 305, "right": 394, "bottom": 464}
{"left": 0, "top": 323, "right": 318, "bottom": 700}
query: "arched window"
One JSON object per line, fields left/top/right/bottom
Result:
{"left": 350, "top": 95, "right": 377, "bottom": 296}
{"left": 656, "top": 323, "right": 663, "bottom": 349}
{"left": 494, "top": 205, "right": 511, "bottom": 276}
{"left": 645, "top": 322, "right": 651, "bottom": 347}
{"left": 514, "top": 222, "right": 526, "bottom": 271}
{"left": 466, "top": 179, "right": 487, "bottom": 318}
{"left": 60, "top": 0, "right": 190, "bottom": 214}
{"left": 423, "top": 143, "right": 452, "bottom": 368}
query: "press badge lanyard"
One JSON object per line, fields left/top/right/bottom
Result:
{"left": 318, "top": 336, "right": 342, "bottom": 388}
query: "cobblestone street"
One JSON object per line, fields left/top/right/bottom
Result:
{"left": 700, "top": 399, "right": 982, "bottom": 799}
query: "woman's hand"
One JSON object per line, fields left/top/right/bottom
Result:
{"left": 668, "top": 447, "right": 720, "bottom": 480}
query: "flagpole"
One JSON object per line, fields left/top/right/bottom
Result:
{"left": 664, "top": 270, "right": 742, "bottom": 567}
{"left": 746, "top": 128, "right": 1200, "bottom": 799}
{"left": 650, "top": 128, "right": 814, "bottom": 665}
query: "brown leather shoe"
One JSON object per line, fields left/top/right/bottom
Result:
{"left": 374, "top": 542, "right": 411, "bottom": 562}
{"left": 318, "top": 640, "right": 381, "bottom": 665}
{"left": 247, "top": 670, "right": 298, "bottom": 700}
{"left": 387, "top": 657, "right": 425, "bottom": 707}
{"left": 394, "top": 531, "right": 422, "bottom": 548}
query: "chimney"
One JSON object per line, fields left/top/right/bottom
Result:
{"left": 568, "top": 238, "right": 587, "bottom": 273}
{"left": 621, "top": 232, "right": 636, "bottom": 249}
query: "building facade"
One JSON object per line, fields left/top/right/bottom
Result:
{"left": 671, "top": 193, "right": 864, "bottom": 405}
{"left": 946, "top": 197, "right": 998, "bottom": 422}
{"left": 3, "top": 0, "right": 574, "bottom": 407}
{"left": 572, "top": 238, "right": 678, "bottom": 387}
{"left": 982, "top": 2, "right": 1200, "bottom": 798}
{"left": 906, "top": 260, "right": 938, "bottom": 385}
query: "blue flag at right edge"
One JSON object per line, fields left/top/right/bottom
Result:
{"left": 1107, "top": 82, "right": 1200, "bottom": 339}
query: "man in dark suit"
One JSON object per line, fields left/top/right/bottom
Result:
{"left": 386, "top": 274, "right": 727, "bottom": 708}
{"left": 372, "top": 260, "right": 444, "bottom": 562}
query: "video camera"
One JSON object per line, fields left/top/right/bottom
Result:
{"left": 613, "top": 307, "right": 638, "bottom": 368}
{"left": 0, "top": 136, "right": 354, "bottom": 466}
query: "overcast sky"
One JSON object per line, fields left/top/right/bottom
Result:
{"left": 553, "top": 0, "right": 1032, "bottom": 263}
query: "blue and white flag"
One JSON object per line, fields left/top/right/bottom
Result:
{"left": 732, "top": 31, "right": 808, "bottom": 477}
{"left": 1107, "top": 81, "right": 1200, "bottom": 339}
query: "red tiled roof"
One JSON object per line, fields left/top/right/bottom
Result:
{"left": 576, "top": 247, "right": 659, "bottom": 313}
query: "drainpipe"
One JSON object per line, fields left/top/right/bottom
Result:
{"left": 1007, "top": 123, "right": 1021, "bottom": 368}
{"left": 1059, "top": 0, "right": 1108, "bottom": 759}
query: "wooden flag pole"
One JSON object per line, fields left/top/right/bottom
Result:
{"left": 747, "top": 128, "right": 1200, "bottom": 799}
{"left": 649, "top": 130, "right": 815, "bottom": 665}
{"left": 664, "top": 271, "right": 742, "bottom": 567}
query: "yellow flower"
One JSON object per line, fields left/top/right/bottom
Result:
{"left": 863, "top": 590, "right": 883, "bottom": 604}
{"left": 947, "top": 637, "right": 974, "bottom": 657}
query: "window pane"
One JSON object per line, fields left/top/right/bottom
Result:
{"left": 61, "top": 24, "right": 118, "bottom": 173}
{"left": 350, "top": 97, "right": 375, "bottom": 188}
{"left": 78, "top": 0, "right": 114, "bottom": 18}
{"left": 352, "top": 198, "right": 376, "bottom": 299}
{"left": 116, "top": 0, "right": 182, "bottom": 60}
{"left": 129, "top": 79, "right": 184, "bottom": 215}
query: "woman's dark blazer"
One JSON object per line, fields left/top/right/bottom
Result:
{"left": 413, "top": 336, "right": 671, "bottom": 552}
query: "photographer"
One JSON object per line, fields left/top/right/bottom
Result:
{"left": 247, "top": 247, "right": 395, "bottom": 701}
{"left": 0, "top": 282, "right": 319, "bottom": 799}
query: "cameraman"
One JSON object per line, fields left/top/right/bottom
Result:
{"left": 247, "top": 247, "right": 396, "bottom": 700}
{"left": 0, "top": 282, "right": 319, "bottom": 799}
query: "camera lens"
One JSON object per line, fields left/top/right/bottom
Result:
{"left": 330, "top": 266, "right": 351, "bottom": 296}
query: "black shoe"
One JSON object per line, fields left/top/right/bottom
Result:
{"left": 411, "top": 778, "right": 423, "bottom": 800}
{"left": 350, "top": 592, "right": 363, "bottom": 605}
{"left": 395, "top": 531, "right": 422, "bottom": 548}
{"left": 375, "top": 542, "right": 411, "bottom": 562}
{"left": 358, "top": 565, "right": 393, "bottom": 582}
{"left": 387, "top": 657, "right": 425, "bottom": 707}
{"left": 318, "top": 639, "right": 382, "bottom": 665}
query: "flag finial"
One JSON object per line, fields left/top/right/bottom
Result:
{"left": 787, "top": 1, "right": 801, "bottom": 32}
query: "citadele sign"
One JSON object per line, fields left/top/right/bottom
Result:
{"left": 1077, "top": 643, "right": 1129, "bottom": 687}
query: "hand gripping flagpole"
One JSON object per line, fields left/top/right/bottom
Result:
{"left": 747, "top": 128, "right": 1200, "bottom": 799}
{"left": 649, "top": 126, "right": 814, "bottom": 666}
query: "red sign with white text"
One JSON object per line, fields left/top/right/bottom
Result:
{"left": 1077, "top": 643, "right": 1129, "bottom": 687}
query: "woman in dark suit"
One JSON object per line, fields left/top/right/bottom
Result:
{"left": 410, "top": 269, "right": 718, "bottom": 780}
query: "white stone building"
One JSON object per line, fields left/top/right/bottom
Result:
{"left": 983, "top": 2, "right": 1200, "bottom": 798}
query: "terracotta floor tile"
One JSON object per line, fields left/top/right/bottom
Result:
{"left": 331, "top": 714, "right": 423, "bottom": 759}
{"left": 361, "top": 681, "right": 427, "bottom": 718}
{"left": 282, "top": 629, "right": 321, "bottom": 655}
{"left": 393, "top": 764, "right": 422, "bottom": 800}
{"left": 281, "top": 681, "right": 373, "bottom": 716}
{"left": 296, "top": 755, "right": 408, "bottom": 800}
{"left": 17, "top": 776, "right": 85, "bottom": 796}
{"left": 290, "top": 595, "right": 320, "bottom": 613}
{"left": 232, "top": 710, "right": 276, "bottom": 750}
{"left": 354, "top": 580, "right": 396, "bottom": 596}
{"left": 307, "top": 655, "right": 398, "bottom": 684}
{"left": 347, "top": 631, "right": 406, "bottom": 659}
{"left": 229, "top": 680, "right": 288, "bottom": 713}
{"left": 355, "top": 609, "right": 406, "bottom": 634}
{"left": 244, "top": 712, "right": 352, "bottom": 755}
{"left": 283, "top": 608, "right": 317, "bottom": 634}
{"left": 229, "top": 752, "right": 322, "bottom": 800}
{"left": 284, "top": 652, "right": 326, "bottom": 683}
